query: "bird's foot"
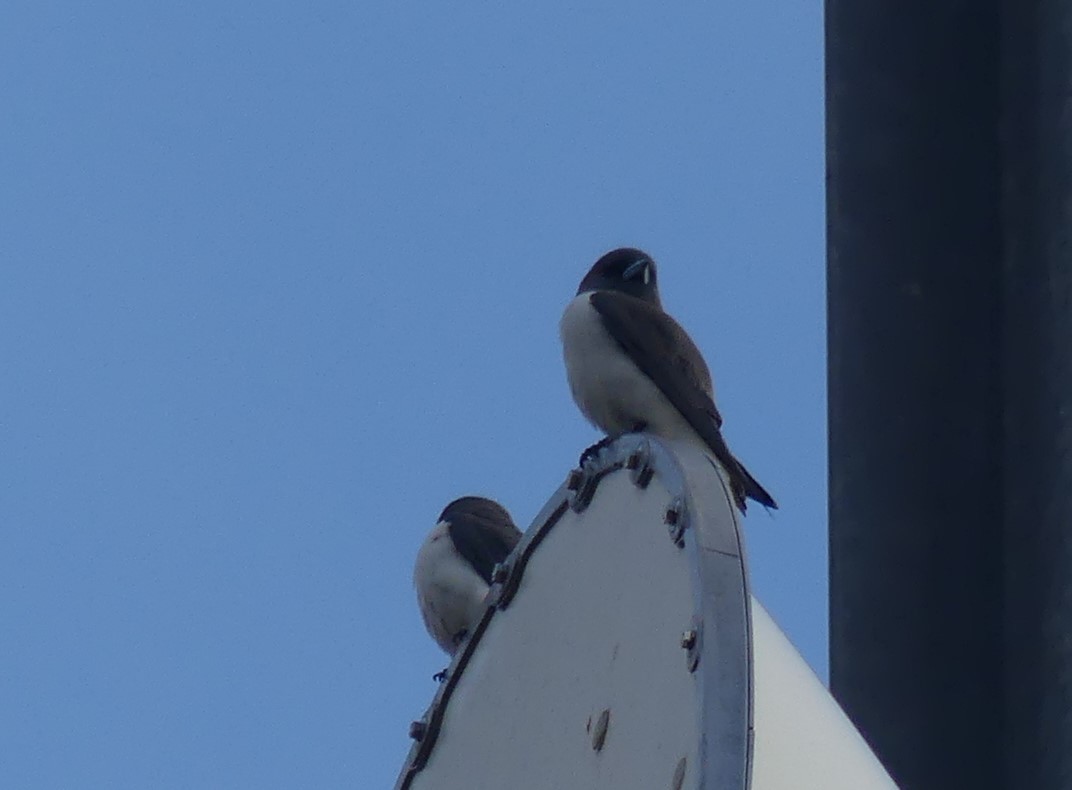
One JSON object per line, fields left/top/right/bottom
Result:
{"left": 578, "top": 436, "right": 615, "bottom": 468}
{"left": 578, "top": 424, "right": 648, "bottom": 469}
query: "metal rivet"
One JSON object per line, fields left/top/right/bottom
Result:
{"left": 671, "top": 756, "right": 687, "bottom": 790}
{"left": 409, "top": 720, "right": 427, "bottom": 741}
{"left": 682, "top": 619, "right": 701, "bottom": 672}
{"left": 590, "top": 708, "right": 610, "bottom": 751}
{"left": 491, "top": 562, "right": 508, "bottom": 583}
{"left": 664, "top": 499, "right": 686, "bottom": 546}
{"left": 627, "top": 442, "right": 654, "bottom": 488}
{"left": 569, "top": 469, "right": 597, "bottom": 513}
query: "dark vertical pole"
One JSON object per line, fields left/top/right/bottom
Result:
{"left": 1001, "top": 2, "right": 1072, "bottom": 787}
{"left": 828, "top": 0, "right": 1072, "bottom": 787}
{"left": 825, "top": 2, "right": 1004, "bottom": 789}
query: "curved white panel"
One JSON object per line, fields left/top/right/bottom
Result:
{"left": 395, "top": 436, "right": 894, "bottom": 790}
{"left": 752, "top": 602, "right": 896, "bottom": 789}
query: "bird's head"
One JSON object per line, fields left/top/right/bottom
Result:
{"left": 576, "top": 247, "right": 661, "bottom": 305}
{"left": 438, "top": 497, "right": 515, "bottom": 530}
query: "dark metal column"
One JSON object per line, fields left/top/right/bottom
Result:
{"left": 825, "top": 2, "right": 1005, "bottom": 788}
{"left": 1000, "top": 2, "right": 1072, "bottom": 787}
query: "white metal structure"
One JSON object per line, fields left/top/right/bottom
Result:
{"left": 395, "top": 436, "right": 895, "bottom": 789}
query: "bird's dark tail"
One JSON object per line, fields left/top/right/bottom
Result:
{"left": 708, "top": 453, "right": 778, "bottom": 514}
{"left": 697, "top": 423, "right": 778, "bottom": 513}
{"left": 735, "top": 458, "right": 777, "bottom": 512}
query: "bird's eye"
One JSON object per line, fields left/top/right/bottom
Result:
{"left": 623, "top": 259, "right": 648, "bottom": 282}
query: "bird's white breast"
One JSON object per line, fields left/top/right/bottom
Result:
{"left": 413, "top": 521, "right": 492, "bottom": 654}
{"left": 559, "top": 293, "right": 698, "bottom": 441}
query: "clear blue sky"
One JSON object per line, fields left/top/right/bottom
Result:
{"left": 1, "top": 2, "right": 823, "bottom": 787}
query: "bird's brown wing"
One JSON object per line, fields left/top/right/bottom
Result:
{"left": 447, "top": 512, "right": 522, "bottom": 585}
{"left": 589, "top": 291, "right": 776, "bottom": 510}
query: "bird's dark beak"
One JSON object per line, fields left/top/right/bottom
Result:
{"left": 623, "top": 260, "right": 648, "bottom": 281}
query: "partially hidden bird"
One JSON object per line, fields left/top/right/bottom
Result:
{"left": 414, "top": 496, "right": 522, "bottom": 655}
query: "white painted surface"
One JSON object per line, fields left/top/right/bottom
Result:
{"left": 410, "top": 471, "right": 701, "bottom": 790}
{"left": 752, "top": 601, "right": 897, "bottom": 789}
{"left": 401, "top": 438, "right": 896, "bottom": 789}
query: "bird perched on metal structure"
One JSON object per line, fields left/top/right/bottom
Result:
{"left": 414, "top": 496, "right": 522, "bottom": 655}
{"left": 559, "top": 247, "right": 777, "bottom": 513}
